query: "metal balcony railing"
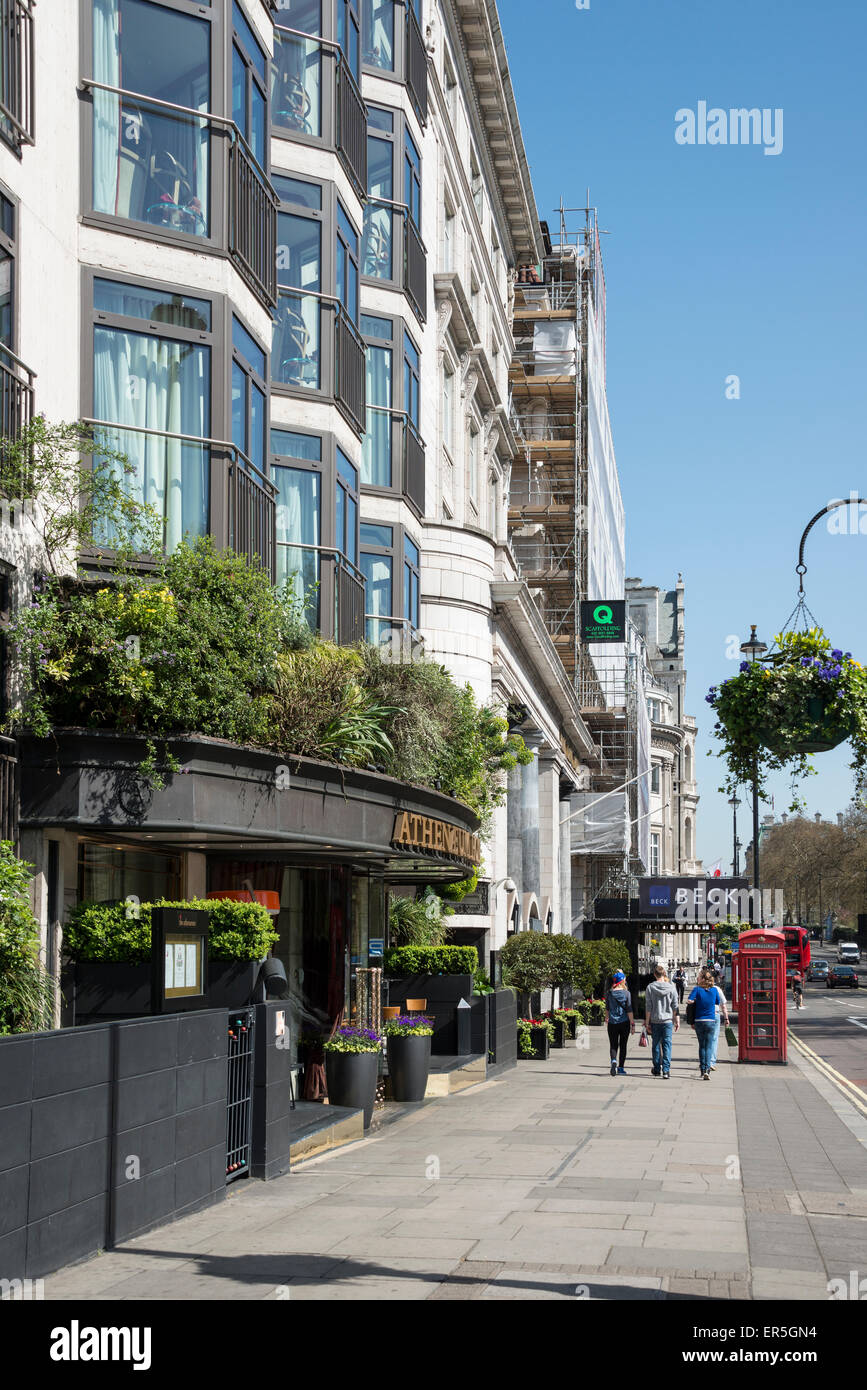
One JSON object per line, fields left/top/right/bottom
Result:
{"left": 0, "top": 0, "right": 34, "bottom": 150}
{"left": 335, "top": 51, "right": 367, "bottom": 200}
{"left": 82, "top": 419, "right": 277, "bottom": 580}
{"left": 0, "top": 343, "right": 35, "bottom": 470}
{"left": 403, "top": 417, "right": 425, "bottom": 514}
{"left": 405, "top": 6, "right": 428, "bottom": 126}
{"left": 80, "top": 80, "right": 278, "bottom": 310}
{"left": 277, "top": 541, "right": 364, "bottom": 645}
{"left": 0, "top": 733, "right": 18, "bottom": 844}
{"left": 335, "top": 307, "right": 366, "bottom": 435}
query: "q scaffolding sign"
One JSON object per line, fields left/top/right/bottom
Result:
{"left": 580, "top": 600, "right": 626, "bottom": 643}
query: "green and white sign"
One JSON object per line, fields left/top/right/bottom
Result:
{"left": 581, "top": 599, "right": 626, "bottom": 643}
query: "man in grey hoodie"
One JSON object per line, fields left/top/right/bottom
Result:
{"left": 645, "top": 964, "right": 680, "bottom": 1079}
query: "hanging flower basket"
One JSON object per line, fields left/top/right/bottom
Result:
{"left": 707, "top": 629, "right": 867, "bottom": 804}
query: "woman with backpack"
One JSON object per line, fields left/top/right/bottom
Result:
{"left": 687, "top": 967, "right": 725, "bottom": 1079}
{"left": 605, "top": 970, "right": 635, "bottom": 1076}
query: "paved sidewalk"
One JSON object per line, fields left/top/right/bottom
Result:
{"left": 45, "top": 1020, "right": 867, "bottom": 1301}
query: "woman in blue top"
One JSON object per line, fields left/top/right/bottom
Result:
{"left": 688, "top": 967, "right": 719, "bottom": 1079}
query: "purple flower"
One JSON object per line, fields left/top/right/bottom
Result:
{"left": 801, "top": 657, "right": 811, "bottom": 667}
{"left": 845, "top": 652, "right": 852, "bottom": 660}
{"left": 832, "top": 649, "right": 843, "bottom": 661}
{"left": 837, "top": 691, "right": 845, "bottom": 700}
{"left": 739, "top": 661, "right": 750, "bottom": 673}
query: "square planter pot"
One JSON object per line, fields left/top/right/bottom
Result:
{"left": 518, "top": 1026, "right": 550, "bottom": 1061}
{"left": 385, "top": 975, "right": 474, "bottom": 1055}
{"left": 325, "top": 1050, "right": 379, "bottom": 1128}
{"left": 71, "top": 959, "right": 263, "bottom": 1020}
{"left": 386, "top": 1034, "right": 432, "bottom": 1102}
{"left": 562, "top": 1015, "right": 578, "bottom": 1040}
{"left": 549, "top": 1018, "right": 567, "bottom": 1049}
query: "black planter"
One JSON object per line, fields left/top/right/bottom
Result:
{"left": 385, "top": 974, "right": 474, "bottom": 1054}
{"left": 325, "top": 1050, "right": 379, "bottom": 1128}
{"left": 549, "top": 1018, "right": 567, "bottom": 1049}
{"left": 562, "top": 1015, "right": 578, "bottom": 1040}
{"left": 70, "top": 959, "right": 264, "bottom": 1021}
{"left": 386, "top": 1034, "right": 432, "bottom": 1102}
{"left": 519, "top": 1026, "right": 550, "bottom": 1061}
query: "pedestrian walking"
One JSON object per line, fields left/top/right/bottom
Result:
{"left": 709, "top": 976, "right": 730, "bottom": 1070}
{"left": 605, "top": 970, "right": 635, "bottom": 1076}
{"left": 644, "top": 963, "right": 680, "bottom": 1079}
{"left": 687, "top": 968, "right": 721, "bottom": 1079}
{"left": 673, "top": 965, "right": 686, "bottom": 1005}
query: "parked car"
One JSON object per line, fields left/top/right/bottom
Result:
{"left": 827, "top": 965, "right": 860, "bottom": 989}
{"left": 807, "top": 960, "right": 829, "bottom": 981}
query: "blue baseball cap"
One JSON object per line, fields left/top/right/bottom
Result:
{"left": 613, "top": 970, "right": 626, "bottom": 982}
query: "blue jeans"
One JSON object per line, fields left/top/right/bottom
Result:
{"left": 710, "top": 1015, "right": 721, "bottom": 1066}
{"left": 650, "top": 1021, "right": 672, "bottom": 1074}
{"left": 695, "top": 1018, "right": 715, "bottom": 1073}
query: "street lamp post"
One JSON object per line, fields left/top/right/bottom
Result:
{"left": 728, "top": 794, "right": 741, "bottom": 876}
{"left": 740, "top": 624, "right": 768, "bottom": 906}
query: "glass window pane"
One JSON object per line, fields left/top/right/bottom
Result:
{"left": 93, "top": 323, "right": 210, "bottom": 552}
{"left": 337, "top": 203, "right": 359, "bottom": 257}
{"left": 272, "top": 25, "right": 322, "bottom": 138}
{"left": 274, "top": 0, "right": 320, "bottom": 35}
{"left": 250, "top": 382, "right": 266, "bottom": 474}
{"left": 361, "top": 314, "right": 391, "bottom": 340}
{"left": 404, "top": 536, "right": 420, "bottom": 569}
{"left": 232, "top": 44, "right": 246, "bottom": 142}
{"left": 367, "top": 106, "right": 393, "bottom": 134}
{"left": 362, "top": 345, "right": 391, "bottom": 487}
{"left": 361, "top": 551, "right": 392, "bottom": 644}
{"left": 274, "top": 463, "right": 320, "bottom": 626}
{"left": 250, "top": 84, "right": 266, "bottom": 166}
{"left": 271, "top": 429, "right": 321, "bottom": 460}
{"left": 93, "top": 0, "right": 211, "bottom": 238}
{"left": 346, "top": 493, "right": 358, "bottom": 564}
{"left": 273, "top": 174, "right": 322, "bottom": 209}
{"left": 232, "top": 316, "right": 266, "bottom": 378}
{"left": 337, "top": 449, "right": 358, "bottom": 491}
{"left": 360, "top": 522, "right": 392, "bottom": 547}
{"left": 363, "top": 0, "right": 394, "bottom": 71}
{"left": 0, "top": 251, "right": 12, "bottom": 349}
{"left": 94, "top": 278, "right": 212, "bottom": 330}
{"left": 233, "top": 1, "right": 267, "bottom": 83}
{"left": 0, "top": 193, "right": 14, "bottom": 240}
{"left": 231, "top": 360, "right": 246, "bottom": 453}
{"left": 275, "top": 212, "right": 321, "bottom": 389}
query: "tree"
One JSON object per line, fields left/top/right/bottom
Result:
{"left": 0, "top": 416, "right": 162, "bottom": 574}
{"left": 0, "top": 844, "right": 54, "bottom": 1033}
{"left": 500, "top": 932, "right": 557, "bottom": 1015}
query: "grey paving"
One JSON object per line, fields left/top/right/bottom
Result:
{"left": 41, "top": 1020, "right": 867, "bottom": 1302}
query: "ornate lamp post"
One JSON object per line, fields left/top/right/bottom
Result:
{"left": 728, "top": 794, "right": 741, "bottom": 876}
{"left": 740, "top": 624, "right": 768, "bottom": 899}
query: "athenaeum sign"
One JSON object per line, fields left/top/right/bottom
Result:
{"left": 392, "top": 811, "right": 481, "bottom": 866}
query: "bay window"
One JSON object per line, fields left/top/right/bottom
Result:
{"left": 273, "top": 174, "right": 323, "bottom": 390}
{"left": 272, "top": 428, "right": 322, "bottom": 625}
{"left": 359, "top": 314, "right": 424, "bottom": 511}
{"left": 231, "top": 314, "right": 268, "bottom": 476}
{"left": 232, "top": 0, "right": 268, "bottom": 166}
{"left": 361, "top": 314, "right": 392, "bottom": 487}
{"left": 90, "top": 275, "right": 212, "bottom": 552}
{"left": 361, "top": 0, "right": 394, "bottom": 72}
{"left": 362, "top": 104, "right": 426, "bottom": 321}
{"left": 272, "top": 0, "right": 322, "bottom": 138}
{"left": 360, "top": 521, "right": 421, "bottom": 648}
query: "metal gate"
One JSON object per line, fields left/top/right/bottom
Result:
{"left": 226, "top": 1008, "right": 255, "bottom": 1183}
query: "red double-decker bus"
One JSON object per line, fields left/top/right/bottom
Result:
{"left": 782, "top": 926, "right": 811, "bottom": 974}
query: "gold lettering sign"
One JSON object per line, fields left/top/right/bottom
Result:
{"left": 391, "top": 811, "right": 481, "bottom": 866}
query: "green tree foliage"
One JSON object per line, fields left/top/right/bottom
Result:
{"left": 383, "top": 944, "right": 478, "bottom": 976}
{"left": 500, "top": 932, "right": 558, "bottom": 997}
{"left": 0, "top": 844, "right": 55, "bottom": 1034}
{"left": 388, "top": 889, "right": 451, "bottom": 948}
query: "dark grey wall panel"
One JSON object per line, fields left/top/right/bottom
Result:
{"left": 176, "top": 1057, "right": 227, "bottom": 1113}
{"left": 115, "top": 1017, "right": 179, "bottom": 1078}
{"left": 0, "top": 1165, "right": 29, "bottom": 1237}
{"left": 30, "top": 1085, "right": 111, "bottom": 1158}
{"left": 32, "top": 1026, "right": 110, "bottom": 1097}
{"left": 111, "top": 1116, "right": 176, "bottom": 1187}
{"left": 28, "top": 1140, "right": 110, "bottom": 1223}
{"left": 114, "top": 1069, "right": 177, "bottom": 1131}
{"left": 0, "top": 1039, "right": 33, "bottom": 1107}
{"left": 111, "top": 1166, "right": 176, "bottom": 1245}
{"left": 175, "top": 1101, "right": 225, "bottom": 1163}
{"left": 26, "top": 1193, "right": 109, "bottom": 1280}
{"left": 0, "top": 1104, "right": 31, "bottom": 1174}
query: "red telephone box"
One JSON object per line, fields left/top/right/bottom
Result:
{"left": 736, "top": 928, "right": 787, "bottom": 1064}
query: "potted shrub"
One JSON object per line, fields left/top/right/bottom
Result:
{"left": 552, "top": 1006, "right": 580, "bottom": 1041}
{"left": 384, "top": 1013, "right": 434, "bottom": 1101}
{"left": 500, "top": 932, "right": 557, "bottom": 1017}
{"left": 384, "top": 944, "right": 478, "bottom": 1055}
{"left": 544, "top": 1010, "right": 567, "bottom": 1049}
{"left": 517, "top": 1016, "right": 554, "bottom": 1060}
{"left": 323, "top": 1025, "right": 382, "bottom": 1128}
{"left": 708, "top": 629, "right": 867, "bottom": 804}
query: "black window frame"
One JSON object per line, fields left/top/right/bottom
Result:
{"left": 231, "top": 0, "right": 270, "bottom": 168}
{"left": 272, "top": 171, "right": 362, "bottom": 412}
{"left": 359, "top": 516, "right": 421, "bottom": 648}
{"left": 362, "top": 102, "right": 424, "bottom": 323}
{"left": 231, "top": 310, "right": 270, "bottom": 478}
{"left": 359, "top": 310, "right": 423, "bottom": 511}
{"left": 270, "top": 425, "right": 363, "bottom": 642}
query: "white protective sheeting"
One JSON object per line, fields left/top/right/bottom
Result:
{"left": 569, "top": 791, "right": 629, "bottom": 855}
{"left": 533, "top": 320, "right": 576, "bottom": 375}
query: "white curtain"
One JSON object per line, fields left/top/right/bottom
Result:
{"left": 276, "top": 467, "right": 320, "bottom": 620}
{"left": 362, "top": 345, "right": 391, "bottom": 486}
{"left": 93, "top": 0, "right": 121, "bottom": 215}
{"left": 93, "top": 326, "right": 209, "bottom": 551}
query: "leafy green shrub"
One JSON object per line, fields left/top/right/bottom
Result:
{"left": 472, "top": 965, "right": 494, "bottom": 995}
{"left": 576, "top": 998, "right": 606, "bottom": 1026}
{"left": 833, "top": 925, "right": 857, "bottom": 942}
{"left": 571, "top": 940, "right": 631, "bottom": 999}
{"left": 517, "top": 1016, "right": 554, "bottom": 1056}
{"left": 383, "top": 945, "right": 478, "bottom": 976}
{"left": 0, "top": 843, "right": 55, "bottom": 1034}
{"left": 383, "top": 1014, "right": 434, "bottom": 1036}
{"left": 63, "top": 898, "right": 278, "bottom": 963}
{"left": 272, "top": 643, "right": 397, "bottom": 767}
{"left": 322, "top": 1025, "right": 381, "bottom": 1053}
{"left": 388, "top": 889, "right": 451, "bottom": 947}
{"left": 439, "top": 865, "right": 480, "bottom": 901}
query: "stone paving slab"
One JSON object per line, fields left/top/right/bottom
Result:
{"left": 40, "top": 1014, "right": 867, "bottom": 1302}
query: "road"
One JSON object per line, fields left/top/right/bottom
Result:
{"left": 787, "top": 947, "right": 867, "bottom": 1095}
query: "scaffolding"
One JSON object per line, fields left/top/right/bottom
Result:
{"left": 508, "top": 201, "right": 647, "bottom": 901}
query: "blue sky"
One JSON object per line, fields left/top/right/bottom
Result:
{"left": 497, "top": 0, "right": 867, "bottom": 868}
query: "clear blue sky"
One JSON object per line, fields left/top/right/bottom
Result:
{"left": 497, "top": 0, "right": 867, "bottom": 869}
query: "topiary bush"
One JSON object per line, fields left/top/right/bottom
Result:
{"left": 383, "top": 945, "right": 478, "bottom": 976}
{"left": 63, "top": 898, "right": 278, "bottom": 964}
